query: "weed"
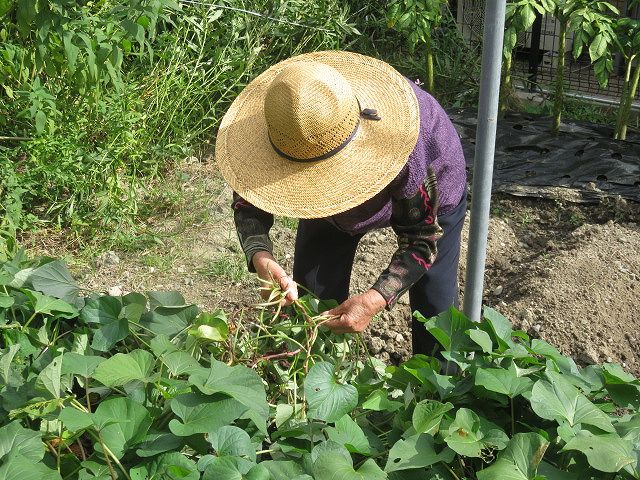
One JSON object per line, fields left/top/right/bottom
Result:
{"left": 199, "top": 255, "right": 247, "bottom": 282}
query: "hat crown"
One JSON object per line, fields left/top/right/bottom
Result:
{"left": 264, "top": 62, "right": 360, "bottom": 161}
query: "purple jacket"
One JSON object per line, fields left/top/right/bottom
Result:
{"left": 326, "top": 80, "right": 467, "bottom": 235}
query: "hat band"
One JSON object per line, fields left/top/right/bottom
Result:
{"left": 269, "top": 119, "right": 360, "bottom": 163}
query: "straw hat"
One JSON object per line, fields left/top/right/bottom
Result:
{"left": 215, "top": 50, "right": 420, "bottom": 219}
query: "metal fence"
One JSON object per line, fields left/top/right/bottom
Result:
{"left": 453, "top": 0, "right": 640, "bottom": 103}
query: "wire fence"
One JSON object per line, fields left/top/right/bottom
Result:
{"left": 454, "top": 0, "right": 640, "bottom": 103}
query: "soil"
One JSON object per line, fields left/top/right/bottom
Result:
{"left": 24, "top": 162, "right": 640, "bottom": 376}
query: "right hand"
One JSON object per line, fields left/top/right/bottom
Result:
{"left": 252, "top": 251, "right": 298, "bottom": 306}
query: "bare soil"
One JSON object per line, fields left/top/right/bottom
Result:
{"left": 25, "top": 163, "right": 640, "bottom": 376}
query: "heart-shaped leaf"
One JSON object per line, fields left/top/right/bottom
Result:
{"left": 80, "top": 296, "right": 128, "bottom": 351}
{"left": 23, "top": 290, "right": 77, "bottom": 318}
{"left": 412, "top": 400, "right": 453, "bottom": 435}
{"left": 326, "top": 415, "right": 371, "bottom": 455}
{"left": 92, "top": 397, "right": 152, "bottom": 459}
{"left": 29, "top": 260, "right": 79, "bottom": 303}
{"left": 305, "top": 362, "right": 358, "bottom": 423}
{"left": 169, "top": 392, "right": 247, "bottom": 436}
{"left": 530, "top": 372, "right": 615, "bottom": 432}
{"left": 130, "top": 452, "right": 199, "bottom": 480}
{"left": 208, "top": 426, "right": 255, "bottom": 461}
{"left": 61, "top": 352, "right": 105, "bottom": 378}
{"left": 188, "top": 310, "right": 229, "bottom": 343}
{"left": 190, "top": 360, "right": 269, "bottom": 424}
{"left": 314, "top": 450, "right": 386, "bottom": 480}
{"left": 476, "top": 362, "right": 534, "bottom": 398}
{"left": 93, "top": 349, "right": 156, "bottom": 387}
{"left": 562, "top": 432, "right": 636, "bottom": 473}
{"left": 476, "top": 433, "right": 549, "bottom": 480}
{"left": 0, "top": 421, "right": 44, "bottom": 462}
{"left": 444, "top": 408, "right": 509, "bottom": 457}
{"left": 201, "top": 457, "right": 269, "bottom": 480}
{"left": 385, "top": 434, "right": 454, "bottom": 472}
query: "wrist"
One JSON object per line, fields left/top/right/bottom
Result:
{"left": 364, "top": 289, "right": 386, "bottom": 313}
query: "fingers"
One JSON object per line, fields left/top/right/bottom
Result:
{"left": 278, "top": 275, "right": 298, "bottom": 306}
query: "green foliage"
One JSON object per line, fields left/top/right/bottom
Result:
{"left": 1, "top": 250, "right": 639, "bottom": 479}
{"left": 0, "top": 0, "right": 355, "bottom": 244}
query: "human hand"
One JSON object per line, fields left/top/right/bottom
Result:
{"left": 324, "top": 289, "right": 386, "bottom": 334}
{"left": 252, "top": 251, "right": 298, "bottom": 306}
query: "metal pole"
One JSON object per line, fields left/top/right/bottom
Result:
{"left": 463, "top": 0, "right": 506, "bottom": 322}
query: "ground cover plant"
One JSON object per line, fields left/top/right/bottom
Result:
{"left": 0, "top": 250, "right": 639, "bottom": 479}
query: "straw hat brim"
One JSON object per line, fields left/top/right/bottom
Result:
{"left": 215, "top": 50, "right": 420, "bottom": 219}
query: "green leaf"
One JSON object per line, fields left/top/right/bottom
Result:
{"left": 93, "top": 349, "right": 156, "bottom": 387}
{"left": 24, "top": 290, "right": 77, "bottom": 318}
{"left": 140, "top": 304, "right": 199, "bottom": 337}
{"left": 0, "top": 453, "right": 62, "bottom": 480}
{"left": 202, "top": 457, "right": 269, "bottom": 480}
{"left": 476, "top": 433, "right": 549, "bottom": 480}
{"left": 35, "top": 355, "right": 62, "bottom": 398}
{"left": 0, "top": 345, "right": 21, "bottom": 385}
{"left": 314, "top": 451, "right": 386, "bottom": 480}
{"left": 169, "top": 392, "right": 247, "bottom": 437}
{"left": 482, "top": 307, "right": 514, "bottom": 351}
{"left": 529, "top": 372, "right": 615, "bottom": 432}
{"left": 161, "top": 351, "right": 201, "bottom": 377}
{"left": 34, "top": 110, "right": 46, "bottom": 134}
{"left": 261, "top": 460, "right": 307, "bottom": 480}
{"left": 136, "top": 432, "right": 185, "bottom": 458}
{"left": 59, "top": 408, "right": 94, "bottom": 432}
{"left": 0, "top": 293, "right": 14, "bottom": 308}
{"left": 419, "top": 307, "right": 474, "bottom": 352}
{"left": 444, "top": 408, "right": 509, "bottom": 458}
{"left": 563, "top": 432, "right": 636, "bottom": 473}
{"left": 361, "top": 389, "right": 402, "bottom": 412}
{"left": 412, "top": 400, "right": 453, "bottom": 435}
{"left": 326, "top": 415, "right": 371, "bottom": 455}
{"left": 589, "top": 32, "right": 608, "bottom": 61}
{"left": 602, "top": 363, "right": 637, "bottom": 384}
{"left": 537, "top": 461, "right": 578, "bottom": 480}
{"left": 188, "top": 310, "right": 229, "bottom": 342}
{"left": 468, "top": 329, "right": 493, "bottom": 353}
{"left": 0, "top": 421, "right": 44, "bottom": 462}
{"left": 80, "top": 296, "right": 128, "bottom": 352}
{"left": 385, "top": 434, "right": 454, "bottom": 472}
{"left": 0, "top": 0, "right": 14, "bottom": 17}
{"left": 93, "top": 397, "right": 152, "bottom": 459}
{"left": 147, "top": 291, "right": 186, "bottom": 309}
{"left": 476, "top": 362, "right": 534, "bottom": 398}
{"left": 190, "top": 360, "right": 269, "bottom": 425}
{"left": 130, "top": 452, "right": 199, "bottom": 480}
{"left": 61, "top": 352, "right": 104, "bottom": 378}
{"left": 305, "top": 362, "right": 358, "bottom": 423}
{"left": 209, "top": 426, "right": 256, "bottom": 461}
{"left": 29, "top": 260, "right": 79, "bottom": 302}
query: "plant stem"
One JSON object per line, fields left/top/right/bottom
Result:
{"left": 615, "top": 56, "right": 634, "bottom": 139}
{"left": 425, "top": 37, "right": 435, "bottom": 93}
{"left": 21, "top": 312, "right": 38, "bottom": 330}
{"left": 618, "top": 60, "right": 640, "bottom": 141}
{"left": 500, "top": 54, "right": 513, "bottom": 116}
{"left": 442, "top": 461, "right": 462, "bottom": 480}
{"left": 552, "top": 20, "right": 567, "bottom": 133}
{"left": 510, "top": 397, "right": 515, "bottom": 436}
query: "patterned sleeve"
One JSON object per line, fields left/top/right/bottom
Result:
{"left": 371, "top": 168, "right": 443, "bottom": 309}
{"left": 231, "top": 192, "right": 274, "bottom": 273}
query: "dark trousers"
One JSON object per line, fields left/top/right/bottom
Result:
{"left": 292, "top": 197, "right": 467, "bottom": 356}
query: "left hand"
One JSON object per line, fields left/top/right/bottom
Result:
{"left": 324, "top": 289, "right": 387, "bottom": 334}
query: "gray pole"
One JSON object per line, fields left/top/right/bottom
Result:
{"left": 463, "top": 0, "right": 507, "bottom": 322}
